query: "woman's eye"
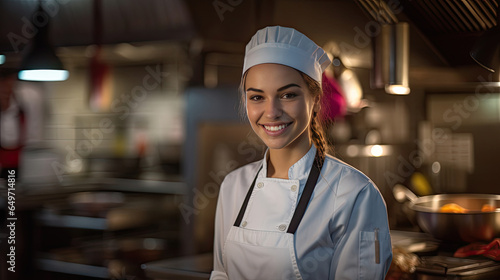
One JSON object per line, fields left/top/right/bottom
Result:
{"left": 249, "top": 95, "right": 263, "bottom": 101}
{"left": 282, "top": 92, "right": 297, "bottom": 99}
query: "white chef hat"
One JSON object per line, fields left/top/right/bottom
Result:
{"left": 243, "top": 26, "right": 331, "bottom": 83}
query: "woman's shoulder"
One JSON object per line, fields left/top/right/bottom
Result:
{"left": 221, "top": 159, "right": 263, "bottom": 188}
{"left": 322, "top": 154, "right": 386, "bottom": 210}
{"left": 323, "top": 154, "right": 372, "bottom": 184}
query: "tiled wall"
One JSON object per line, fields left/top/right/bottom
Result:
{"left": 36, "top": 65, "right": 185, "bottom": 177}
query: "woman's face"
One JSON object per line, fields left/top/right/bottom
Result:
{"left": 245, "top": 63, "right": 319, "bottom": 151}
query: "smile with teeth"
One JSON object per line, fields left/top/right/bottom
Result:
{"left": 263, "top": 123, "right": 291, "bottom": 131}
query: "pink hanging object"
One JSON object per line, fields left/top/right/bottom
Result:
{"left": 319, "top": 72, "right": 347, "bottom": 122}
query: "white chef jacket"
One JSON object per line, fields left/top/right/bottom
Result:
{"left": 211, "top": 145, "right": 392, "bottom": 279}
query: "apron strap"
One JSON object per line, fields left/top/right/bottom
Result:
{"left": 233, "top": 164, "right": 263, "bottom": 227}
{"left": 233, "top": 150, "right": 324, "bottom": 233}
{"left": 287, "top": 153, "right": 323, "bottom": 234}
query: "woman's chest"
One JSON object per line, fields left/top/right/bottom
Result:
{"left": 241, "top": 178, "right": 301, "bottom": 232}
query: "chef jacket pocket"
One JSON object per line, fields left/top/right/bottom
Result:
{"left": 359, "top": 230, "right": 387, "bottom": 280}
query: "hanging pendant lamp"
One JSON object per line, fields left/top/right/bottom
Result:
{"left": 372, "top": 22, "right": 410, "bottom": 95}
{"left": 18, "top": 2, "right": 69, "bottom": 81}
{"left": 385, "top": 22, "right": 410, "bottom": 95}
{"left": 370, "top": 0, "right": 410, "bottom": 95}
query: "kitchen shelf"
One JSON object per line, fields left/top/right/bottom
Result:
{"left": 143, "top": 253, "right": 212, "bottom": 280}
{"left": 36, "top": 258, "right": 109, "bottom": 279}
{"left": 95, "top": 178, "right": 187, "bottom": 195}
{"left": 35, "top": 190, "right": 181, "bottom": 231}
{"left": 11, "top": 177, "right": 187, "bottom": 279}
{"left": 36, "top": 212, "right": 107, "bottom": 230}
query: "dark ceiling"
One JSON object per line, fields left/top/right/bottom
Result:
{"left": 0, "top": 0, "right": 497, "bottom": 68}
{"left": 356, "top": 0, "right": 498, "bottom": 67}
{"left": 0, "top": 0, "right": 196, "bottom": 52}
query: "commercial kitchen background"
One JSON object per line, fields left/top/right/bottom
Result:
{"left": 1, "top": 0, "right": 500, "bottom": 279}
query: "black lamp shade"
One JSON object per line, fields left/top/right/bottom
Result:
{"left": 18, "top": 5, "right": 68, "bottom": 81}
{"left": 470, "top": 26, "right": 500, "bottom": 72}
{"left": 20, "top": 40, "right": 65, "bottom": 71}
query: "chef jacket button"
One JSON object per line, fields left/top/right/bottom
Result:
{"left": 278, "top": 224, "right": 287, "bottom": 231}
{"left": 257, "top": 182, "right": 264, "bottom": 188}
{"left": 242, "top": 221, "right": 247, "bottom": 227}
{"left": 291, "top": 185, "right": 298, "bottom": 192}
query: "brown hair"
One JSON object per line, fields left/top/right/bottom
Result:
{"left": 299, "top": 72, "right": 329, "bottom": 163}
{"left": 239, "top": 69, "right": 330, "bottom": 162}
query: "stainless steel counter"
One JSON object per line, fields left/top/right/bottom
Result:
{"left": 142, "top": 253, "right": 212, "bottom": 280}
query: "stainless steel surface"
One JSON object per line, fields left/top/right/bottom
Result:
{"left": 394, "top": 185, "right": 500, "bottom": 242}
{"left": 416, "top": 256, "right": 500, "bottom": 279}
{"left": 393, "top": 183, "right": 418, "bottom": 203}
{"left": 142, "top": 253, "right": 212, "bottom": 280}
{"left": 411, "top": 194, "right": 500, "bottom": 242}
{"left": 356, "top": 0, "right": 498, "bottom": 33}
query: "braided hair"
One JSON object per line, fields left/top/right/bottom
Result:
{"left": 299, "top": 72, "right": 330, "bottom": 164}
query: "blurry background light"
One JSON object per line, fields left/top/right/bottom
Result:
{"left": 346, "top": 145, "right": 360, "bottom": 157}
{"left": 363, "top": 145, "right": 392, "bottom": 157}
{"left": 18, "top": 69, "right": 69, "bottom": 82}
{"left": 432, "top": 161, "right": 441, "bottom": 174}
{"left": 385, "top": 84, "right": 410, "bottom": 95}
{"left": 323, "top": 41, "right": 367, "bottom": 113}
{"left": 343, "top": 144, "right": 393, "bottom": 158}
{"left": 337, "top": 68, "right": 365, "bottom": 112}
{"left": 370, "top": 145, "right": 384, "bottom": 157}
{"left": 0, "top": 55, "right": 5, "bottom": 65}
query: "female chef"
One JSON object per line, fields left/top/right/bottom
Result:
{"left": 210, "top": 26, "right": 392, "bottom": 280}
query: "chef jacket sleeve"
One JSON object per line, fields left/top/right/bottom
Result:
{"left": 210, "top": 178, "right": 229, "bottom": 280}
{"left": 330, "top": 182, "right": 392, "bottom": 280}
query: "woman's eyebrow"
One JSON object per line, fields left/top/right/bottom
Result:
{"left": 246, "top": 83, "right": 301, "bottom": 93}
{"left": 246, "top": 87, "right": 263, "bottom": 93}
{"left": 277, "top": 83, "right": 301, "bottom": 92}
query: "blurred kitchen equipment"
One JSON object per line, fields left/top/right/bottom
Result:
{"left": 117, "top": 238, "right": 166, "bottom": 262}
{"left": 409, "top": 172, "right": 433, "bottom": 196}
{"left": 393, "top": 184, "right": 500, "bottom": 242}
{"left": 454, "top": 238, "right": 500, "bottom": 261}
{"left": 391, "top": 246, "right": 421, "bottom": 274}
{"left": 416, "top": 256, "right": 500, "bottom": 279}
{"left": 19, "top": 146, "right": 62, "bottom": 188}
{"left": 390, "top": 230, "right": 440, "bottom": 255}
{"left": 68, "top": 191, "right": 125, "bottom": 217}
{"left": 142, "top": 253, "right": 212, "bottom": 280}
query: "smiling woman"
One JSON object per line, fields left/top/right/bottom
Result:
{"left": 211, "top": 26, "right": 392, "bottom": 280}
{"left": 245, "top": 64, "right": 316, "bottom": 167}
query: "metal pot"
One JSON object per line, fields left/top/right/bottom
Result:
{"left": 393, "top": 184, "right": 500, "bottom": 242}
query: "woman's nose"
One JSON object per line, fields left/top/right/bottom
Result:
{"left": 265, "top": 98, "right": 282, "bottom": 119}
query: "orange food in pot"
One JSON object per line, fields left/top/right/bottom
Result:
{"left": 439, "top": 203, "right": 468, "bottom": 213}
{"left": 481, "top": 204, "right": 497, "bottom": 212}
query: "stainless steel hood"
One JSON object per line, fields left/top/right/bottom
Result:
{"left": 355, "top": 0, "right": 499, "bottom": 67}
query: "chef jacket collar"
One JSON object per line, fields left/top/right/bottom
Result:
{"left": 259, "top": 145, "right": 317, "bottom": 183}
